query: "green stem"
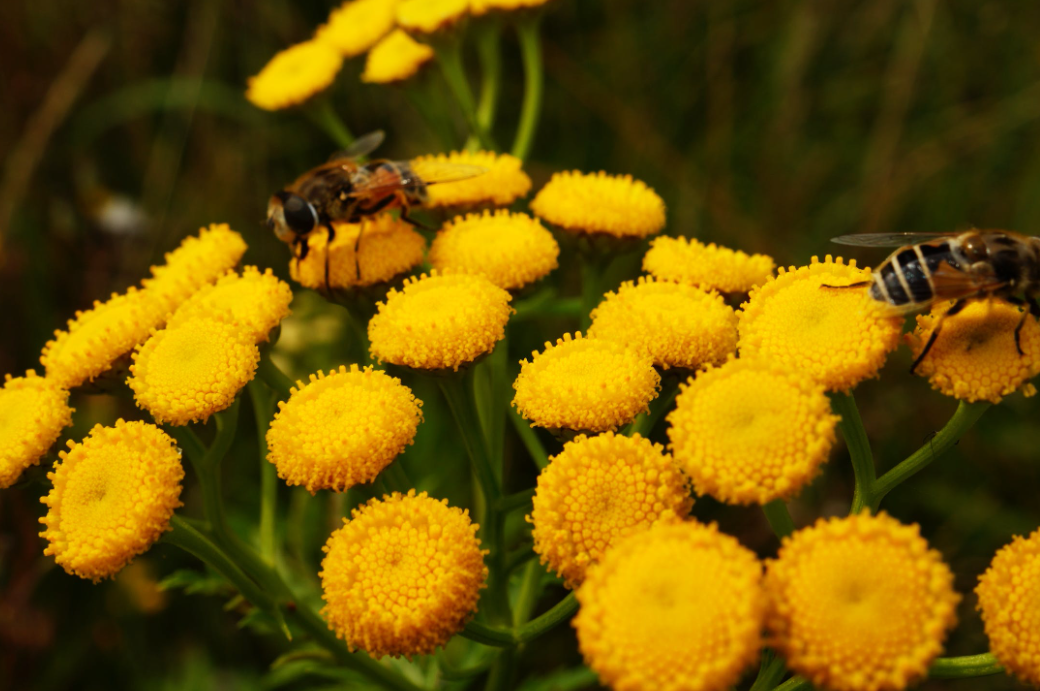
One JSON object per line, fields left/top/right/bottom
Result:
{"left": 748, "top": 650, "right": 788, "bottom": 691}
{"left": 257, "top": 352, "right": 295, "bottom": 400}
{"left": 771, "top": 677, "right": 812, "bottom": 691}
{"left": 511, "top": 16, "right": 544, "bottom": 161}
{"left": 405, "top": 81, "right": 457, "bottom": 151}
{"left": 762, "top": 500, "right": 796, "bottom": 539}
{"left": 512, "top": 560, "right": 543, "bottom": 626}
{"left": 515, "top": 592, "right": 578, "bottom": 643}
{"left": 495, "top": 488, "right": 535, "bottom": 514}
{"left": 472, "top": 21, "right": 502, "bottom": 148}
{"left": 484, "top": 648, "right": 517, "bottom": 691}
{"left": 627, "top": 377, "right": 680, "bottom": 438}
{"left": 248, "top": 382, "right": 279, "bottom": 564}
{"left": 306, "top": 98, "right": 354, "bottom": 149}
{"left": 579, "top": 256, "right": 607, "bottom": 331}
{"left": 509, "top": 407, "right": 550, "bottom": 469}
{"left": 505, "top": 543, "right": 537, "bottom": 574}
{"left": 831, "top": 392, "right": 876, "bottom": 514}
{"left": 435, "top": 41, "right": 497, "bottom": 151}
{"left": 928, "top": 653, "right": 1003, "bottom": 678}
{"left": 461, "top": 619, "right": 516, "bottom": 647}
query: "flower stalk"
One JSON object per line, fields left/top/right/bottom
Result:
{"left": 512, "top": 16, "right": 544, "bottom": 161}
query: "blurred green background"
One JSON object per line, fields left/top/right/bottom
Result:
{"left": 2, "top": 1, "right": 1040, "bottom": 689}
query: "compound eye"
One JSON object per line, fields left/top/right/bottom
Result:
{"left": 282, "top": 194, "right": 317, "bottom": 234}
{"left": 961, "top": 236, "right": 988, "bottom": 263}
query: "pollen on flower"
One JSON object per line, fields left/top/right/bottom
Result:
{"left": 141, "top": 223, "right": 248, "bottom": 313}
{"left": 529, "top": 432, "right": 692, "bottom": 588}
{"left": 530, "top": 170, "right": 666, "bottom": 239}
{"left": 267, "top": 365, "right": 423, "bottom": 493}
{"left": 315, "top": 0, "right": 399, "bottom": 58}
{"left": 643, "top": 236, "right": 775, "bottom": 294}
{"left": 0, "top": 371, "right": 74, "bottom": 489}
{"left": 246, "top": 40, "right": 343, "bottom": 111}
{"left": 738, "top": 256, "right": 903, "bottom": 392}
{"left": 574, "top": 519, "right": 765, "bottom": 691}
{"left": 411, "top": 151, "right": 531, "bottom": 209}
{"left": 320, "top": 490, "right": 487, "bottom": 658}
{"left": 395, "top": 0, "right": 470, "bottom": 35}
{"left": 169, "top": 266, "right": 293, "bottom": 344}
{"left": 39, "top": 420, "right": 184, "bottom": 582}
{"left": 362, "top": 30, "right": 434, "bottom": 84}
{"left": 765, "top": 512, "right": 960, "bottom": 691}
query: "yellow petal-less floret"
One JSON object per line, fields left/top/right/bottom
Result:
{"left": 512, "top": 332, "right": 660, "bottom": 433}
{"left": 667, "top": 358, "right": 839, "bottom": 505}
{"left": 320, "top": 490, "right": 487, "bottom": 658}
{"left": 168, "top": 266, "right": 293, "bottom": 344}
{"left": 245, "top": 40, "right": 343, "bottom": 111}
{"left": 410, "top": 151, "right": 531, "bottom": 209}
{"left": 738, "top": 256, "right": 903, "bottom": 392}
{"left": 588, "top": 277, "right": 737, "bottom": 371}
{"left": 315, "top": 0, "right": 399, "bottom": 58}
{"left": 643, "top": 236, "right": 775, "bottom": 294}
{"left": 362, "top": 29, "right": 434, "bottom": 84}
{"left": 574, "top": 519, "right": 765, "bottom": 691}
{"left": 395, "top": 0, "right": 470, "bottom": 35}
{"left": 428, "top": 210, "right": 560, "bottom": 290}
{"left": 39, "top": 420, "right": 184, "bottom": 582}
{"left": 266, "top": 366, "right": 423, "bottom": 493}
{"left": 765, "top": 512, "right": 960, "bottom": 691}
{"left": 471, "top": 0, "right": 552, "bottom": 15}
{"left": 531, "top": 170, "right": 666, "bottom": 239}
{"left": 0, "top": 371, "right": 73, "bottom": 488}
{"left": 529, "top": 432, "right": 692, "bottom": 588}
{"left": 141, "top": 223, "right": 248, "bottom": 313}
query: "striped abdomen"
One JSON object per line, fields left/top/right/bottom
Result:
{"left": 869, "top": 241, "right": 958, "bottom": 309}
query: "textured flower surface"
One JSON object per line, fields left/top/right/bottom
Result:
{"left": 765, "top": 512, "right": 959, "bottom": 691}
{"left": 643, "top": 236, "right": 775, "bottom": 294}
{"left": 142, "top": 223, "right": 248, "bottom": 312}
{"left": 395, "top": 0, "right": 470, "bottom": 34}
{"left": 0, "top": 372, "right": 73, "bottom": 488}
{"left": 574, "top": 519, "right": 765, "bottom": 691}
{"left": 411, "top": 151, "right": 531, "bottom": 208}
{"left": 588, "top": 277, "right": 737, "bottom": 370}
{"left": 267, "top": 366, "right": 422, "bottom": 493}
{"left": 320, "top": 490, "right": 487, "bottom": 658}
{"left": 316, "top": 0, "right": 399, "bottom": 58}
{"left": 530, "top": 170, "right": 666, "bottom": 238}
{"left": 169, "top": 266, "right": 293, "bottom": 343}
{"left": 738, "top": 256, "right": 903, "bottom": 392}
{"left": 246, "top": 40, "right": 343, "bottom": 111}
{"left": 39, "top": 420, "right": 184, "bottom": 582}
{"left": 362, "top": 29, "right": 434, "bottom": 84}
{"left": 529, "top": 432, "right": 692, "bottom": 588}
{"left": 290, "top": 217, "right": 426, "bottom": 290}
{"left": 667, "top": 358, "right": 839, "bottom": 505}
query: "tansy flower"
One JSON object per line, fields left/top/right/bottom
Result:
{"left": 410, "top": 151, "right": 531, "bottom": 209}
{"left": 39, "top": 420, "right": 184, "bottom": 582}
{"left": 765, "top": 512, "right": 959, "bottom": 691}
{"left": 396, "top": 0, "right": 470, "bottom": 35}
{"left": 320, "top": 490, "right": 487, "bottom": 658}
{"left": 0, "top": 372, "right": 73, "bottom": 488}
{"left": 512, "top": 332, "right": 660, "bottom": 433}
{"left": 246, "top": 40, "right": 343, "bottom": 111}
{"left": 738, "top": 256, "right": 903, "bottom": 392}
{"left": 290, "top": 217, "right": 426, "bottom": 290}
{"left": 643, "top": 236, "right": 775, "bottom": 294}
{"left": 168, "top": 266, "right": 293, "bottom": 344}
{"left": 976, "top": 528, "right": 1040, "bottom": 686}
{"left": 428, "top": 210, "right": 559, "bottom": 290}
{"left": 529, "top": 432, "right": 692, "bottom": 588}
{"left": 368, "top": 272, "right": 512, "bottom": 371}
{"left": 574, "top": 519, "right": 765, "bottom": 691}
{"left": 128, "top": 316, "right": 259, "bottom": 425}
{"left": 588, "top": 277, "right": 737, "bottom": 371}
{"left": 315, "top": 0, "right": 399, "bottom": 58}
{"left": 530, "top": 171, "right": 666, "bottom": 239}
{"left": 266, "top": 366, "right": 423, "bottom": 493}
{"left": 471, "top": 0, "right": 553, "bottom": 15}
{"left": 906, "top": 299, "right": 1040, "bottom": 403}
{"left": 142, "top": 223, "right": 248, "bottom": 313}
{"left": 362, "top": 30, "right": 434, "bottom": 84}
{"left": 667, "top": 359, "right": 839, "bottom": 505}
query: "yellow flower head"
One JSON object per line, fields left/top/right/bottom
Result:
{"left": 362, "top": 29, "right": 434, "bottom": 84}
{"left": 529, "top": 432, "right": 692, "bottom": 588}
{"left": 142, "top": 223, "right": 248, "bottom": 313}
{"left": 39, "top": 420, "right": 184, "bottom": 582}
{"left": 471, "top": 0, "right": 552, "bottom": 15}
{"left": 246, "top": 39, "right": 343, "bottom": 111}
{"left": 41, "top": 287, "right": 167, "bottom": 389}
{"left": 428, "top": 210, "right": 560, "bottom": 290}
{"left": 574, "top": 519, "right": 765, "bottom": 691}
{"left": 667, "top": 359, "right": 839, "bottom": 505}
{"left": 0, "top": 371, "right": 73, "bottom": 488}
{"left": 128, "top": 317, "right": 259, "bottom": 425}
{"left": 513, "top": 332, "right": 660, "bottom": 433}
{"left": 411, "top": 151, "right": 531, "bottom": 209}
{"left": 738, "top": 256, "right": 903, "bottom": 392}
{"left": 368, "top": 272, "right": 513, "bottom": 371}
{"left": 906, "top": 299, "right": 1040, "bottom": 403}
{"left": 396, "top": 0, "right": 470, "bottom": 35}
{"left": 267, "top": 366, "right": 423, "bottom": 493}
{"left": 531, "top": 171, "right": 666, "bottom": 239}
{"left": 169, "top": 266, "right": 293, "bottom": 344}
{"left": 320, "top": 490, "right": 487, "bottom": 658}
{"left": 316, "top": 0, "right": 399, "bottom": 58}
{"left": 290, "top": 217, "right": 426, "bottom": 290}
{"left": 765, "top": 512, "right": 959, "bottom": 691}
{"left": 588, "top": 277, "right": 737, "bottom": 371}
{"left": 643, "top": 236, "right": 775, "bottom": 294}
{"left": 976, "top": 528, "right": 1040, "bottom": 686}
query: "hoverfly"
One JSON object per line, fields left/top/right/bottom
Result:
{"left": 831, "top": 230, "right": 1040, "bottom": 372}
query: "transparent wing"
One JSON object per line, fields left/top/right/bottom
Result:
{"left": 351, "top": 161, "right": 488, "bottom": 199}
{"left": 831, "top": 232, "right": 960, "bottom": 248}
{"left": 326, "top": 130, "right": 386, "bottom": 162}
{"left": 406, "top": 160, "right": 488, "bottom": 186}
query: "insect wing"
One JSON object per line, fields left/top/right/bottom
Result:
{"left": 927, "top": 261, "right": 1009, "bottom": 299}
{"left": 326, "top": 130, "right": 386, "bottom": 162}
{"left": 407, "top": 160, "right": 488, "bottom": 186}
{"left": 831, "top": 232, "right": 960, "bottom": 248}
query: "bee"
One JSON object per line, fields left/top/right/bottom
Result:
{"left": 831, "top": 230, "right": 1040, "bottom": 372}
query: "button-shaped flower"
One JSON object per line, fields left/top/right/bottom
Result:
{"left": 0, "top": 371, "right": 73, "bottom": 488}
{"left": 643, "top": 236, "right": 774, "bottom": 294}
{"left": 531, "top": 170, "right": 666, "bottom": 239}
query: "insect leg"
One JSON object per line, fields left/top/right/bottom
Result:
{"left": 910, "top": 298, "right": 968, "bottom": 374}
{"left": 1009, "top": 296, "right": 1040, "bottom": 356}
{"left": 819, "top": 281, "right": 871, "bottom": 290}
{"left": 323, "top": 224, "right": 337, "bottom": 296}
{"left": 353, "top": 223, "right": 364, "bottom": 283}
{"left": 400, "top": 207, "right": 436, "bottom": 231}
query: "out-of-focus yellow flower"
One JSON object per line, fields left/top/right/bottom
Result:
{"left": 411, "top": 151, "right": 531, "bottom": 209}
{"left": 267, "top": 366, "right": 422, "bottom": 493}
{"left": 316, "top": 0, "right": 399, "bottom": 58}
{"left": 369, "top": 272, "right": 512, "bottom": 371}
{"left": 128, "top": 317, "right": 259, "bottom": 425}
{"left": 320, "top": 490, "right": 487, "bottom": 658}
{"left": 362, "top": 29, "right": 434, "bottom": 84}
{"left": 529, "top": 432, "right": 692, "bottom": 588}
{"left": 667, "top": 358, "right": 838, "bottom": 505}
{"left": 39, "top": 420, "right": 184, "bottom": 582}
{"left": 428, "top": 210, "right": 559, "bottom": 290}
{"left": 0, "top": 371, "right": 73, "bottom": 488}
{"left": 531, "top": 171, "right": 666, "bottom": 239}
{"left": 513, "top": 332, "right": 660, "bottom": 433}
{"left": 765, "top": 512, "right": 959, "bottom": 691}
{"left": 471, "top": 0, "right": 552, "bottom": 15}
{"left": 738, "top": 256, "right": 903, "bottom": 392}
{"left": 976, "top": 528, "right": 1040, "bottom": 686}
{"left": 169, "top": 266, "right": 293, "bottom": 344}
{"left": 574, "top": 519, "right": 765, "bottom": 691}
{"left": 246, "top": 40, "right": 343, "bottom": 111}
{"left": 643, "top": 236, "right": 775, "bottom": 294}
{"left": 116, "top": 560, "right": 168, "bottom": 614}
{"left": 588, "top": 277, "right": 737, "bottom": 371}
{"left": 907, "top": 299, "right": 1040, "bottom": 403}
{"left": 396, "top": 0, "right": 470, "bottom": 35}
{"left": 142, "top": 223, "right": 248, "bottom": 313}
{"left": 290, "top": 217, "right": 426, "bottom": 290}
